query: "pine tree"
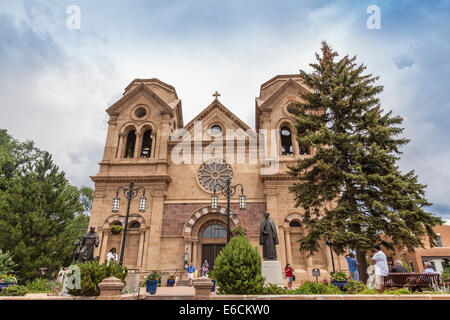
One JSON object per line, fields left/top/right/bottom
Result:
{"left": 0, "top": 130, "right": 90, "bottom": 282}
{"left": 288, "top": 42, "right": 443, "bottom": 282}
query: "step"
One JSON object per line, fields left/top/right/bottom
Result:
{"left": 177, "top": 279, "right": 190, "bottom": 286}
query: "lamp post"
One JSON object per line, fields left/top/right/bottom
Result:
{"left": 325, "top": 239, "right": 336, "bottom": 274}
{"left": 211, "top": 178, "right": 246, "bottom": 243}
{"left": 111, "top": 181, "right": 147, "bottom": 265}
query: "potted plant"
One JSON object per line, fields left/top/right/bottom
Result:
{"left": 110, "top": 225, "right": 123, "bottom": 235}
{"left": 330, "top": 271, "right": 348, "bottom": 290}
{"left": 145, "top": 271, "right": 161, "bottom": 294}
{"left": 0, "top": 274, "right": 18, "bottom": 291}
{"left": 167, "top": 274, "right": 176, "bottom": 287}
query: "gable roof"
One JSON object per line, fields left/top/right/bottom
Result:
{"left": 106, "top": 83, "right": 174, "bottom": 116}
{"left": 183, "top": 98, "right": 251, "bottom": 132}
{"left": 257, "top": 78, "right": 310, "bottom": 111}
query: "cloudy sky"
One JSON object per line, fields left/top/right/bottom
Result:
{"left": 0, "top": 0, "right": 449, "bottom": 222}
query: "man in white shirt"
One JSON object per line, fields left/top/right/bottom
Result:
{"left": 371, "top": 245, "right": 389, "bottom": 293}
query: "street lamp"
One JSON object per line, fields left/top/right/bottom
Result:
{"left": 211, "top": 178, "right": 246, "bottom": 242}
{"left": 325, "top": 239, "right": 336, "bottom": 274}
{"left": 111, "top": 181, "right": 146, "bottom": 265}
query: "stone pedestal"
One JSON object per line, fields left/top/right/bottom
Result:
{"left": 98, "top": 277, "right": 125, "bottom": 297}
{"left": 262, "top": 260, "right": 283, "bottom": 287}
{"left": 193, "top": 276, "right": 213, "bottom": 300}
{"left": 161, "top": 272, "right": 169, "bottom": 287}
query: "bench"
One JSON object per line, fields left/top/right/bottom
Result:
{"left": 384, "top": 273, "right": 440, "bottom": 292}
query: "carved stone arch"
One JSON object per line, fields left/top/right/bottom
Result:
{"left": 119, "top": 122, "right": 138, "bottom": 135}
{"left": 183, "top": 206, "right": 241, "bottom": 238}
{"left": 283, "top": 213, "right": 303, "bottom": 228}
{"left": 102, "top": 213, "right": 146, "bottom": 229}
{"left": 136, "top": 121, "right": 157, "bottom": 135}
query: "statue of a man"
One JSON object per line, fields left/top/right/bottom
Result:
{"left": 77, "top": 226, "right": 99, "bottom": 263}
{"left": 259, "top": 211, "right": 279, "bottom": 260}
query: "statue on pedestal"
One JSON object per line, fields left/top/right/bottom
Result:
{"left": 77, "top": 226, "right": 99, "bottom": 263}
{"left": 259, "top": 211, "right": 279, "bottom": 260}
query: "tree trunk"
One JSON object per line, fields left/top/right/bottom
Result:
{"left": 356, "top": 249, "right": 368, "bottom": 283}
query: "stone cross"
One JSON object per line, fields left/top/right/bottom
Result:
{"left": 213, "top": 91, "right": 221, "bottom": 99}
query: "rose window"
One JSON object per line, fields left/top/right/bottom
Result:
{"left": 197, "top": 159, "right": 233, "bottom": 192}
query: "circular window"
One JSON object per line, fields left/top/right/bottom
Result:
{"left": 197, "top": 158, "right": 233, "bottom": 192}
{"left": 210, "top": 124, "right": 222, "bottom": 135}
{"left": 286, "top": 103, "right": 297, "bottom": 115}
{"left": 134, "top": 107, "right": 147, "bottom": 118}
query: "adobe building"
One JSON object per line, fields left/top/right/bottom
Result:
{"left": 89, "top": 75, "right": 349, "bottom": 283}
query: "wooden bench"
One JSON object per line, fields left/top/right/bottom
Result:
{"left": 384, "top": 273, "right": 440, "bottom": 292}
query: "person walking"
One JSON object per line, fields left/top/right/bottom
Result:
{"left": 284, "top": 263, "right": 294, "bottom": 289}
{"left": 201, "top": 260, "right": 209, "bottom": 277}
{"left": 344, "top": 252, "right": 359, "bottom": 281}
{"left": 371, "top": 245, "right": 389, "bottom": 293}
{"left": 187, "top": 263, "right": 196, "bottom": 287}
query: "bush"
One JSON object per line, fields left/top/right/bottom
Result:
{"left": 261, "top": 283, "right": 294, "bottom": 295}
{"left": 295, "top": 282, "right": 342, "bottom": 294}
{"left": 26, "top": 278, "right": 52, "bottom": 293}
{"left": 0, "top": 285, "right": 29, "bottom": 296}
{"left": 357, "top": 288, "right": 378, "bottom": 294}
{"left": 68, "top": 260, "right": 128, "bottom": 296}
{"left": 384, "top": 288, "right": 412, "bottom": 295}
{"left": 210, "top": 236, "right": 265, "bottom": 295}
{"left": 343, "top": 280, "right": 367, "bottom": 294}
{"left": 0, "top": 252, "right": 17, "bottom": 275}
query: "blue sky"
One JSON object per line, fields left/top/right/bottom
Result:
{"left": 0, "top": 0, "right": 449, "bottom": 222}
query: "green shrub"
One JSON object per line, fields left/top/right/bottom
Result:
{"left": 26, "top": 278, "right": 52, "bottom": 293}
{"left": 0, "top": 252, "right": 17, "bottom": 275}
{"left": 357, "top": 288, "right": 378, "bottom": 294}
{"left": 210, "top": 236, "right": 265, "bottom": 295}
{"left": 295, "top": 282, "right": 342, "bottom": 294}
{"left": 343, "top": 280, "right": 367, "bottom": 294}
{"left": 0, "top": 285, "right": 29, "bottom": 296}
{"left": 384, "top": 288, "right": 412, "bottom": 295}
{"left": 261, "top": 283, "right": 293, "bottom": 295}
{"left": 68, "top": 260, "right": 128, "bottom": 296}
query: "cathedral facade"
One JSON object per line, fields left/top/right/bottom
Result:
{"left": 90, "top": 74, "right": 350, "bottom": 283}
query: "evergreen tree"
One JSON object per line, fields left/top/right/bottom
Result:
{"left": 0, "top": 130, "right": 91, "bottom": 282}
{"left": 288, "top": 42, "right": 443, "bottom": 282}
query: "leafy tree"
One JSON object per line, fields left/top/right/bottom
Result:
{"left": 288, "top": 42, "right": 443, "bottom": 282}
{"left": 210, "top": 236, "right": 265, "bottom": 294}
{"left": 0, "top": 130, "right": 91, "bottom": 282}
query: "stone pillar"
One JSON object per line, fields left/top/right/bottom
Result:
{"left": 99, "top": 230, "right": 110, "bottom": 264}
{"left": 141, "top": 227, "right": 150, "bottom": 270}
{"left": 134, "top": 132, "right": 142, "bottom": 158}
{"left": 98, "top": 277, "right": 125, "bottom": 298}
{"left": 116, "top": 133, "right": 125, "bottom": 159}
{"left": 192, "top": 239, "right": 199, "bottom": 268}
{"left": 137, "top": 228, "right": 145, "bottom": 267}
{"left": 103, "top": 117, "right": 118, "bottom": 160}
{"left": 158, "top": 115, "right": 171, "bottom": 161}
{"left": 193, "top": 277, "right": 213, "bottom": 300}
{"left": 284, "top": 226, "right": 292, "bottom": 266}
{"left": 277, "top": 224, "right": 287, "bottom": 268}
{"left": 146, "top": 191, "right": 166, "bottom": 270}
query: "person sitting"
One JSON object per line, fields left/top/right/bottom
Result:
{"left": 390, "top": 260, "right": 409, "bottom": 273}
{"left": 423, "top": 262, "right": 436, "bottom": 273}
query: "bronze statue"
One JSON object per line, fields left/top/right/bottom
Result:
{"left": 72, "top": 241, "right": 81, "bottom": 262}
{"left": 77, "top": 226, "right": 99, "bottom": 263}
{"left": 259, "top": 211, "right": 279, "bottom": 260}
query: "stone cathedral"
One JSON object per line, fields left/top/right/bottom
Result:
{"left": 90, "top": 74, "right": 350, "bottom": 283}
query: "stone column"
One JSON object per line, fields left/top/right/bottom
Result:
{"left": 141, "top": 227, "right": 150, "bottom": 270}
{"left": 158, "top": 115, "right": 171, "bottom": 161}
{"left": 145, "top": 190, "right": 166, "bottom": 270}
{"left": 137, "top": 228, "right": 145, "bottom": 267}
{"left": 116, "top": 133, "right": 125, "bottom": 159}
{"left": 103, "top": 117, "right": 118, "bottom": 160}
{"left": 99, "top": 230, "right": 110, "bottom": 264}
{"left": 192, "top": 239, "right": 199, "bottom": 268}
{"left": 284, "top": 226, "right": 292, "bottom": 266}
{"left": 134, "top": 132, "right": 142, "bottom": 158}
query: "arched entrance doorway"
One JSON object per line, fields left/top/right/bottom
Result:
{"left": 199, "top": 222, "right": 227, "bottom": 271}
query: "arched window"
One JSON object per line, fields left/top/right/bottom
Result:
{"left": 280, "top": 127, "right": 293, "bottom": 155}
{"left": 289, "top": 220, "right": 301, "bottom": 227}
{"left": 124, "top": 130, "right": 136, "bottom": 158}
{"left": 140, "top": 130, "right": 153, "bottom": 158}
{"left": 129, "top": 221, "right": 141, "bottom": 229}
{"left": 202, "top": 224, "right": 227, "bottom": 239}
